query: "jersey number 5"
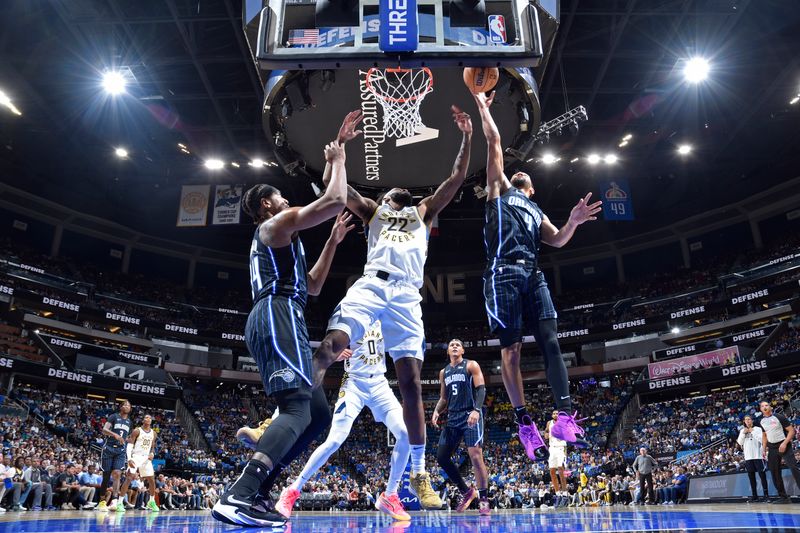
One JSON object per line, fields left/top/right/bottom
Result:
{"left": 451, "top": 384, "right": 458, "bottom": 396}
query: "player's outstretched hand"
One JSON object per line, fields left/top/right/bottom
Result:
{"left": 335, "top": 348, "right": 353, "bottom": 362}
{"left": 569, "top": 192, "right": 603, "bottom": 225}
{"left": 472, "top": 90, "right": 495, "bottom": 109}
{"left": 337, "top": 110, "right": 364, "bottom": 143}
{"left": 330, "top": 211, "right": 356, "bottom": 244}
{"left": 324, "top": 141, "right": 346, "bottom": 163}
{"left": 451, "top": 105, "right": 472, "bottom": 135}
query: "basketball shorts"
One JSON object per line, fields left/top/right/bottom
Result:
{"left": 128, "top": 455, "right": 155, "bottom": 478}
{"left": 438, "top": 409, "right": 484, "bottom": 449}
{"left": 483, "top": 264, "right": 557, "bottom": 346}
{"left": 101, "top": 447, "right": 127, "bottom": 473}
{"left": 333, "top": 374, "right": 402, "bottom": 425}
{"left": 548, "top": 446, "right": 567, "bottom": 469}
{"left": 246, "top": 295, "right": 313, "bottom": 398}
{"left": 328, "top": 274, "right": 425, "bottom": 361}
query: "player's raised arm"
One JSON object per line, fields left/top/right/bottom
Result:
{"left": 473, "top": 91, "right": 511, "bottom": 201}
{"left": 432, "top": 368, "right": 448, "bottom": 428}
{"left": 540, "top": 192, "right": 603, "bottom": 248}
{"left": 262, "top": 141, "right": 348, "bottom": 247}
{"left": 307, "top": 211, "right": 356, "bottom": 296}
{"left": 418, "top": 106, "right": 472, "bottom": 225}
{"left": 322, "top": 110, "right": 378, "bottom": 222}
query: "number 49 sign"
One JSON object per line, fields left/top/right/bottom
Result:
{"left": 600, "top": 180, "right": 634, "bottom": 221}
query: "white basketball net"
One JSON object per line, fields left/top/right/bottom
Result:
{"left": 365, "top": 67, "right": 434, "bottom": 139}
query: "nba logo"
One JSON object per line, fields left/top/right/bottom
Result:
{"left": 488, "top": 15, "right": 506, "bottom": 44}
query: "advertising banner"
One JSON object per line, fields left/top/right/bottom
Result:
{"left": 76, "top": 354, "right": 170, "bottom": 384}
{"left": 648, "top": 346, "right": 741, "bottom": 381}
{"left": 176, "top": 185, "right": 210, "bottom": 227}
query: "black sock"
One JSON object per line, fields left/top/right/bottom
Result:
{"left": 514, "top": 406, "right": 530, "bottom": 425}
{"left": 231, "top": 459, "right": 271, "bottom": 500}
{"left": 479, "top": 489, "right": 488, "bottom": 499}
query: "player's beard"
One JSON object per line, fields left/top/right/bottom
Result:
{"left": 389, "top": 190, "right": 413, "bottom": 207}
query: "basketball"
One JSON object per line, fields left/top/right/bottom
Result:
{"left": 463, "top": 67, "right": 499, "bottom": 94}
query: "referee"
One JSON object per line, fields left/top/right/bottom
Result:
{"left": 757, "top": 400, "right": 800, "bottom": 503}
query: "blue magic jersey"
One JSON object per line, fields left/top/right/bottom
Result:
{"left": 443, "top": 359, "right": 475, "bottom": 413}
{"left": 104, "top": 413, "right": 132, "bottom": 451}
{"left": 484, "top": 188, "right": 544, "bottom": 264}
{"left": 248, "top": 228, "right": 308, "bottom": 307}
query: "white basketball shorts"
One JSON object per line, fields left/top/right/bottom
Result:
{"left": 328, "top": 275, "right": 425, "bottom": 361}
{"left": 548, "top": 446, "right": 567, "bottom": 469}
{"left": 333, "top": 374, "right": 402, "bottom": 425}
{"left": 129, "top": 455, "right": 155, "bottom": 478}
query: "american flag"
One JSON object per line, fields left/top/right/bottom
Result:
{"left": 288, "top": 29, "right": 319, "bottom": 46}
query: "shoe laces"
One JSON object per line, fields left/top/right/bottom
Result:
{"left": 559, "top": 411, "right": 587, "bottom": 436}
{"left": 387, "top": 493, "right": 404, "bottom": 509}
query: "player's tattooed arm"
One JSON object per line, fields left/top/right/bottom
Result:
{"left": 541, "top": 193, "right": 602, "bottom": 248}
{"left": 307, "top": 211, "right": 355, "bottom": 295}
{"left": 431, "top": 368, "right": 448, "bottom": 428}
{"left": 473, "top": 91, "right": 511, "bottom": 201}
{"left": 419, "top": 105, "right": 472, "bottom": 224}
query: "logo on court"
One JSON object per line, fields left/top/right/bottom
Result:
{"left": 269, "top": 368, "right": 296, "bottom": 383}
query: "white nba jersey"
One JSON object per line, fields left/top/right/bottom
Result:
{"left": 547, "top": 420, "right": 566, "bottom": 449}
{"left": 132, "top": 427, "right": 155, "bottom": 457}
{"left": 366, "top": 204, "right": 428, "bottom": 288}
{"left": 344, "top": 321, "right": 386, "bottom": 377}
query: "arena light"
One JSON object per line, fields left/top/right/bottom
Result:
{"left": 231, "top": 162, "right": 240, "bottom": 168}
{"left": 0, "top": 89, "right": 22, "bottom": 116}
{"left": 541, "top": 153, "right": 558, "bottom": 165}
{"left": 618, "top": 140, "right": 629, "bottom": 148}
{"left": 114, "top": 147, "right": 129, "bottom": 159}
{"left": 177, "top": 143, "right": 187, "bottom": 149}
{"left": 204, "top": 159, "right": 224, "bottom": 170}
{"left": 102, "top": 71, "right": 127, "bottom": 95}
{"left": 677, "top": 144, "right": 693, "bottom": 155}
{"left": 791, "top": 95, "right": 800, "bottom": 105}
{"left": 249, "top": 158, "right": 266, "bottom": 168}
{"left": 587, "top": 154, "right": 601, "bottom": 165}
{"left": 180, "top": 147, "right": 191, "bottom": 154}
{"left": 570, "top": 157, "right": 580, "bottom": 163}
{"left": 671, "top": 327, "right": 681, "bottom": 334}
{"left": 604, "top": 153, "right": 618, "bottom": 165}
{"left": 683, "top": 57, "right": 710, "bottom": 83}
{"left": 622, "top": 133, "right": 633, "bottom": 142}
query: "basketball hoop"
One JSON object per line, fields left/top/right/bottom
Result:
{"left": 365, "top": 67, "right": 434, "bottom": 139}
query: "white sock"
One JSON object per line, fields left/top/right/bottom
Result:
{"left": 410, "top": 444, "right": 426, "bottom": 474}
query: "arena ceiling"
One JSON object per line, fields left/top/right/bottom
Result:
{"left": 0, "top": 0, "right": 798, "bottom": 258}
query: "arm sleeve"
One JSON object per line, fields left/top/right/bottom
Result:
{"left": 473, "top": 385, "right": 486, "bottom": 410}
{"left": 126, "top": 443, "right": 133, "bottom": 460}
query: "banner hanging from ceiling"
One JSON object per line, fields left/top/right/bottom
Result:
{"left": 212, "top": 185, "right": 244, "bottom": 225}
{"left": 176, "top": 185, "right": 210, "bottom": 227}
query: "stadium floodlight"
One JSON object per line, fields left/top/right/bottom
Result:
{"left": 587, "top": 154, "right": 601, "bottom": 165}
{"left": 604, "top": 153, "right": 618, "bottom": 165}
{"left": 622, "top": 133, "right": 633, "bottom": 142}
{"left": 102, "top": 71, "right": 127, "bottom": 95}
{"left": 231, "top": 162, "right": 240, "bottom": 168}
{"left": 671, "top": 327, "right": 681, "bottom": 334}
{"left": 677, "top": 144, "right": 692, "bottom": 155}
{"left": 618, "top": 140, "right": 629, "bottom": 148}
{"left": 570, "top": 157, "right": 580, "bottom": 163}
{"left": 541, "top": 153, "right": 558, "bottom": 165}
{"left": 114, "top": 147, "right": 128, "bottom": 159}
{"left": 204, "top": 159, "right": 224, "bottom": 170}
{"left": 683, "top": 57, "right": 710, "bottom": 83}
{"left": 0, "top": 89, "right": 22, "bottom": 116}
{"left": 790, "top": 95, "right": 800, "bottom": 105}
{"left": 249, "top": 158, "right": 265, "bottom": 167}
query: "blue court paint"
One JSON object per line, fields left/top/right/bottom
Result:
{"left": 2, "top": 508, "right": 800, "bottom": 532}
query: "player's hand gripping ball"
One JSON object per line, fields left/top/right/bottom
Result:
{"left": 463, "top": 67, "right": 499, "bottom": 94}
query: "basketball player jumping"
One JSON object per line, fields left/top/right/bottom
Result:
{"left": 115, "top": 414, "right": 160, "bottom": 513}
{"left": 432, "top": 339, "right": 491, "bottom": 515}
{"left": 275, "top": 321, "right": 412, "bottom": 521}
{"left": 97, "top": 400, "right": 132, "bottom": 512}
{"left": 544, "top": 410, "right": 569, "bottom": 507}
{"left": 211, "top": 128, "right": 356, "bottom": 527}
{"left": 472, "top": 91, "right": 602, "bottom": 459}
{"left": 310, "top": 106, "right": 473, "bottom": 509}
